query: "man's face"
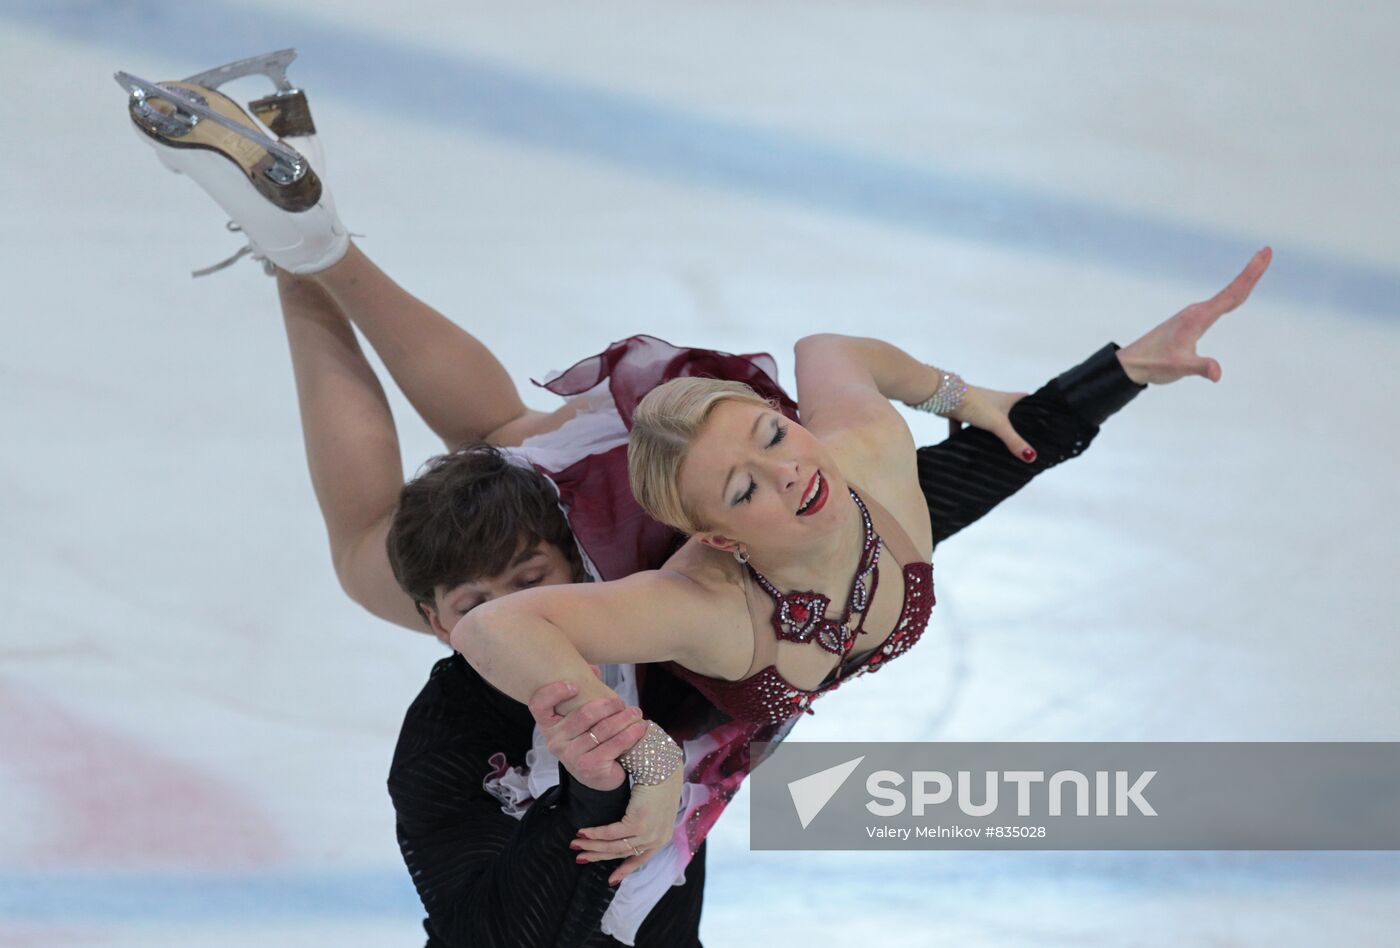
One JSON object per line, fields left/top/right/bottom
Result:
{"left": 422, "top": 539, "right": 577, "bottom": 643}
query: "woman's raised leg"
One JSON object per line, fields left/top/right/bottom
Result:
{"left": 277, "top": 269, "right": 424, "bottom": 631}
{"left": 309, "top": 243, "right": 579, "bottom": 450}
{"left": 117, "top": 65, "right": 572, "bottom": 453}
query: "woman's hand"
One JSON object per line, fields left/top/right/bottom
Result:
{"left": 944, "top": 384, "right": 1038, "bottom": 463}
{"left": 572, "top": 769, "right": 683, "bottom": 886}
{"left": 1118, "top": 247, "right": 1272, "bottom": 386}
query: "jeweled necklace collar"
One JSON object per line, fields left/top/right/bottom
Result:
{"left": 746, "top": 489, "right": 881, "bottom": 657}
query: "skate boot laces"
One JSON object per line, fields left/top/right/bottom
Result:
{"left": 191, "top": 222, "right": 362, "bottom": 278}
{"left": 192, "top": 222, "right": 276, "bottom": 278}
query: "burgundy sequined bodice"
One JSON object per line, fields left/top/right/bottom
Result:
{"left": 667, "top": 491, "right": 935, "bottom": 726}
{"left": 668, "top": 562, "right": 933, "bottom": 724}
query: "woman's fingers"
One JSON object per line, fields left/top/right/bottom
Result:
{"left": 953, "top": 387, "right": 1035, "bottom": 463}
{"left": 1195, "top": 355, "right": 1222, "bottom": 383}
{"left": 577, "top": 819, "right": 634, "bottom": 842}
{"left": 573, "top": 826, "right": 665, "bottom": 873}
{"left": 608, "top": 849, "right": 656, "bottom": 886}
{"left": 573, "top": 839, "right": 661, "bottom": 884}
{"left": 996, "top": 421, "right": 1037, "bottom": 464}
{"left": 573, "top": 834, "right": 645, "bottom": 857}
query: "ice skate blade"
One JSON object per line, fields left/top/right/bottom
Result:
{"left": 249, "top": 90, "right": 316, "bottom": 140}
{"left": 183, "top": 49, "right": 299, "bottom": 94}
{"left": 115, "top": 73, "right": 321, "bottom": 214}
{"left": 180, "top": 49, "right": 318, "bottom": 141}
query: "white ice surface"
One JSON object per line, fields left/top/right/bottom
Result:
{"left": 1, "top": 1, "right": 1398, "bottom": 945}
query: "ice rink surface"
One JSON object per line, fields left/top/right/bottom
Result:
{"left": 1, "top": 1, "right": 1398, "bottom": 944}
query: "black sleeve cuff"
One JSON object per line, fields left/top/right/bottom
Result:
{"left": 1054, "top": 342, "right": 1147, "bottom": 429}
{"left": 561, "top": 769, "right": 630, "bottom": 828}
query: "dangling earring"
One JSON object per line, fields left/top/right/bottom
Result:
{"left": 733, "top": 547, "right": 750, "bottom": 565}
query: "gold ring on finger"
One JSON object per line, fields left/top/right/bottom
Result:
{"left": 588, "top": 731, "right": 599, "bottom": 745}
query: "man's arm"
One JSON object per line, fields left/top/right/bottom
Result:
{"left": 388, "top": 659, "right": 632, "bottom": 947}
{"left": 919, "top": 247, "right": 1271, "bottom": 546}
{"left": 918, "top": 342, "right": 1146, "bottom": 550}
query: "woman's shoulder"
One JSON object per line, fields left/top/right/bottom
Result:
{"left": 822, "top": 427, "right": 932, "bottom": 560}
{"left": 661, "top": 538, "right": 746, "bottom": 593}
{"left": 819, "top": 414, "right": 912, "bottom": 473}
{"left": 656, "top": 541, "right": 756, "bottom": 675}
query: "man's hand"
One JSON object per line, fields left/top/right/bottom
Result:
{"left": 1118, "top": 247, "right": 1272, "bottom": 386}
{"left": 527, "top": 674, "right": 648, "bottom": 793}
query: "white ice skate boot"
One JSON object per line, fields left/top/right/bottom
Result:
{"left": 115, "top": 50, "right": 348, "bottom": 276}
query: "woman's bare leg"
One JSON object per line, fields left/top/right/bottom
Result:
{"left": 278, "top": 268, "right": 423, "bottom": 631}
{"left": 308, "top": 242, "right": 578, "bottom": 450}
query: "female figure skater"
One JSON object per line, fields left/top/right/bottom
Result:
{"left": 116, "top": 52, "right": 1269, "bottom": 946}
{"left": 450, "top": 239, "right": 1263, "bottom": 867}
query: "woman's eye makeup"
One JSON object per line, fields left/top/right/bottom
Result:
{"left": 730, "top": 421, "right": 788, "bottom": 505}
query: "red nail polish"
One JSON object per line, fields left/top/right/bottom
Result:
{"left": 569, "top": 841, "right": 582, "bottom": 850}
{"left": 1021, "top": 447, "right": 1036, "bottom": 462}
{"left": 576, "top": 855, "right": 588, "bottom": 864}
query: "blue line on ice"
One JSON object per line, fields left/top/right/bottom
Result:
{"left": 6, "top": 0, "right": 1398, "bottom": 319}
{"left": 0, "top": 871, "right": 424, "bottom": 923}
{"left": 4, "top": 854, "right": 1400, "bottom": 922}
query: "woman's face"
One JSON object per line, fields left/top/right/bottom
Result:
{"left": 677, "top": 400, "right": 846, "bottom": 554}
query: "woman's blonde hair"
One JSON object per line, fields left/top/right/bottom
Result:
{"left": 628, "top": 377, "right": 772, "bottom": 533}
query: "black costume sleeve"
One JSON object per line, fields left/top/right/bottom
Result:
{"left": 918, "top": 342, "right": 1146, "bottom": 549}
{"left": 389, "top": 658, "right": 630, "bottom": 948}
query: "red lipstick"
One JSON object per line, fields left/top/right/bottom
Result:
{"left": 797, "top": 470, "right": 828, "bottom": 516}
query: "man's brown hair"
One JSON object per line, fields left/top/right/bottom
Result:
{"left": 386, "top": 443, "right": 580, "bottom": 621}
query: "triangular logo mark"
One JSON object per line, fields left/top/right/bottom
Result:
{"left": 787, "top": 755, "right": 865, "bottom": 829}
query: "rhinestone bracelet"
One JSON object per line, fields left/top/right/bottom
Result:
{"left": 907, "top": 367, "right": 968, "bottom": 417}
{"left": 618, "top": 721, "right": 685, "bottom": 786}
